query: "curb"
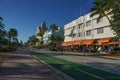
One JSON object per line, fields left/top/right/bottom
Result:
{"left": 101, "top": 56, "right": 120, "bottom": 60}
{"left": 32, "top": 55, "right": 74, "bottom": 80}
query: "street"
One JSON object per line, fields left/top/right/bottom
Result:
{"left": 32, "top": 48, "right": 120, "bottom": 75}
{"left": 55, "top": 55, "right": 120, "bottom": 75}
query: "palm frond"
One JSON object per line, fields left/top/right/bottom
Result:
{"left": 0, "top": 16, "right": 3, "bottom": 21}
{"left": 97, "top": 14, "right": 103, "bottom": 23}
{"left": 90, "top": 11, "right": 98, "bottom": 17}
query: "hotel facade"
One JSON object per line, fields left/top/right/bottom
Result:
{"left": 62, "top": 12, "right": 116, "bottom": 47}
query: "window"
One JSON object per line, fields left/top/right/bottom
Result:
{"left": 86, "top": 21, "right": 91, "bottom": 27}
{"left": 93, "top": 19, "right": 96, "bottom": 26}
{"left": 79, "top": 23, "right": 84, "bottom": 29}
{"left": 72, "top": 33, "right": 76, "bottom": 38}
{"left": 86, "top": 30, "right": 91, "bottom": 36}
{"left": 79, "top": 32, "right": 82, "bottom": 37}
{"left": 73, "top": 26, "right": 76, "bottom": 30}
{"left": 79, "top": 32, "right": 85, "bottom": 37}
{"left": 97, "top": 28, "right": 104, "bottom": 34}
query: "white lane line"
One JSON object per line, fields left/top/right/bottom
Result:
{"left": 75, "top": 68, "right": 106, "bottom": 80}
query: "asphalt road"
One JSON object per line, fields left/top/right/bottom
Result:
{"left": 32, "top": 48, "right": 120, "bottom": 75}
{"left": 54, "top": 54, "right": 120, "bottom": 75}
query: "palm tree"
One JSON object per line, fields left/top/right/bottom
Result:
{"left": 90, "top": 0, "right": 120, "bottom": 38}
{"left": 49, "top": 24, "right": 58, "bottom": 42}
{"left": 111, "top": 0, "right": 120, "bottom": 37}
{"left": 28, "top": 35, "right": 38, "bottom": 46}
{"left": 56, "top": 36, "right": 64, "bottom": 42}
{"left": 0, "top": 16, "right": 6, "bottom": 46}
{"left": 0, "top": 17, "right": 5, "bottom": 38}
{"left": 0, "top": 16, "right": 4, "bottom": 29}
{"left": 41, "top": 22, "right": 48, "bottom": 32}
{"left": 50, "top": 24, "right": 58, "bottom": 33}
{"left": 90, "top": 0, "right": 111, "bottom": 23}
{"left": 8, "top": 28, "right": 18, "bottom": 43}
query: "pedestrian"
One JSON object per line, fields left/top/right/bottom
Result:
{"left": 98, "top": 46, "right": 102, "bottom": 53}
{"left": 82, "top": 46, "right": 86, "bottom": 56}
{"left": 61, "top": 47, "right": 64, "bottom": 54}
{"left": 108, "top": 47, "right": 113, "bottom": 54}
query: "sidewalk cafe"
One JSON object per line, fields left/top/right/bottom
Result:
{"left": 60, "top": 37, "right": 120, "bottom": 54}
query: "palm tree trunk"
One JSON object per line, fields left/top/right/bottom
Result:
{"left": 101, "top": 10, "right": 112, "bottom": 25}
{"left": 104, "top": 13, "right": 111, "bottom": 24}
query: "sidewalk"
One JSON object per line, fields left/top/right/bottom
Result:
{"left": 0, "top": 50, "right": 63, "bottom": 80}
{"left": 101, "top": 56, "right": 120, "bottom": 60}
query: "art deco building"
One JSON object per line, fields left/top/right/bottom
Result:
{"left": 62, "top": 12, "right": 116, "bottom": 46}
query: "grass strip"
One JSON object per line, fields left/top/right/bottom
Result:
{"left": 29, "top": 51, "right": 120, "bottom": 80}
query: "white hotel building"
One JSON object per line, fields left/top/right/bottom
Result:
{"left": 62, "top": 12, "right": 116, "bottom": 46}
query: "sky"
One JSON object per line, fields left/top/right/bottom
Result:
{"left": 0, "top": 0, "right": 95, "bottom": 42}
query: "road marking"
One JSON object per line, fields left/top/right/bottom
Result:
{"left": 109, "top": 65, "right": 120, "bottom": 75}
{"left": 75, "top": 68, "right": 106, "bottom": 80}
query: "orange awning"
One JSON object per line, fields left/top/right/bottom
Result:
{"left": 73, "top": 40, "right": 84, "bottom": 45}
{"left": 67, "top": 41, "right": 73, "bottom": 46}
{"left": 108, "top": 42, "right": 120, "bottom": 45}
{"left": 61, "top": 42, "right": 67, "bottom": 46}
{"left": 61, "top": 41, "right": 73, "bottom": 46}
{"left": 98, "top": 38, "right": 110, "bottom": 43}
{"left": 82, "top": 39, "right": 94, "bottom": 45}
{"left": 98, "top": 38, "right": 111, "bottom": 45}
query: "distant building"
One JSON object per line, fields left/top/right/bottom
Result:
{"left": 36, "top": 27, "right": 42, "bottom": 40}
{"left": 36, "top": 23, "right": 64, "bottom": 46}
{"left": 36, "top": 26, "right": 42, "bottom": 46}
{"left": 43, "top": 27, "right": 64, "bottom": 45}
{"left": 43, "top": 30, "right": 52, "bottom": 45}
{"left": 36, "top": 22, "right": 48, "bottom": 46}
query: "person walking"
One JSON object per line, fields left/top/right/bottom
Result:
{"left": 108, "top": 46, "right": 113, "bottom": 54}
{"left": 82, "top": 46, "right": 86, "bottom": 56}
{"left": 60, "top": 47, "right": 64, "bottom": 54}
{"left": 98, "top": 46, "right": 103, "bottom": 54}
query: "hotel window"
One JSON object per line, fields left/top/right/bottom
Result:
{"left": 79, "top": 32, "right": 85, "bottom": 37}
{"left": 86, "top": 21, "right": 91, "bottom": 27}
{"left": 79, "top": 23, "right": 84, "bottom": 29}
{"left": 72, "top": 33, "right": 76, "bottom": 38}
{"left": 79, "top": 32, "right": 82, "bottom": 37}
{"left": 73, "top": 26, "right": 76, "bottom": 30}
{"left": 86, "top": 30, "right": 91, "bottom": 36}
{"left": 97, "top": 28, "right": 104, "bottom": 34}
{"left": 93, "top": 19, "right": 96, "bottom": 26}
